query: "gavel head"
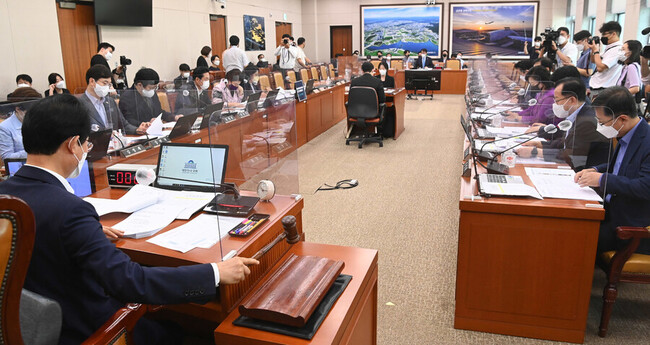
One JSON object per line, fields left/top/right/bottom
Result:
{"left": 281, "top": 215, "right": 300, "bottom": 244}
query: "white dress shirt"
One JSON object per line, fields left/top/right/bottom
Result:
{"left": 589, "top": 41, "right": 624, "bottom": 89}
{"left": 557, "top": 42, "right": 578, "bottom": 67}
{"left": 275, "top": 45, "right": 298, "bottom": 70}
{"left": 222, "top": 46, "right": 250, "bottom": 73}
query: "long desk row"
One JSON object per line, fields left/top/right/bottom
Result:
{"left": 456, "top": 132, "right": 605, "bottom": 343}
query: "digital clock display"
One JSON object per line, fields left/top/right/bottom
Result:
{"left": 107, "top": 170, "right": 139, "bottom": 188}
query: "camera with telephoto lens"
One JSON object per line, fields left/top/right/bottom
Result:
{"left": 120, "top": 56, "right": 132, "bottom": 66}
{"left": 540, "top": 27, "right": 560, "bottom": 61}
{"left": 282, "top": 38, "right": 289, "bottom": 45}
{"left": 588, "top": 36, "right": 600, "bottom": 45}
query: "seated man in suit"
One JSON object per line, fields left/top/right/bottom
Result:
{"left": 350, "top": 62, "right": 385, "bottom": 104}
{"left": 515, "top": 77, "right": 609, "bottom": 171}
{"left": 0, "top": 87, "right": 41, "bottom": 160}
{"left": 414, "top": 49, "right": 434, "bottom": 69}
{"left": 0, "top": 95, "right": 259, "bottom": 344}
{"left": 79, "top": 65, "right": 148, "bottom": 135}
{"left": 119, "top": 68, "right": 183, "bottom": 126}
{"left": 575, "top": 86, "right": 650, "bottom": 255}
{"left": 174, "top": 66, "right": 212, "bottom": 115}
{"left": 173, "top": 63, "right": 192, "bottom": 90}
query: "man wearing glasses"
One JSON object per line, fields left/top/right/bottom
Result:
{"left": 119, "top": 68, "right": 184, "bottom": 126}
{"left": 588, "top": 21, "right": 625, "bottom": 99}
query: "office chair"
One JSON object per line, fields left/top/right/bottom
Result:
{"left": 328, "top": 64, "right": 336, "bottom": 79}
{"left": 286, "top": 71, "right": 297, "bottom": 89}
{"left": 320, "top": 66, "right": 328, "bottom": 81}
{"left": 259, "top": 75, "right": 272, "bottom": 91}
{"left": 157, "top": 91, "right": 171, "bottom": 113}
{"left": 345, "top": 87, "right": 385, "bottom": 148}
{"left": 0, "top": 194, "right": 153, "bottom": 345}
{"left": 597, "top": 226, "right": 650, "bottom": 337}
{"left": 273, "top": 72, "right": 285, "bottom": 89}
{"left": 300, "top": 69, "right": 309, "bottom": 82}
{"left": 445, "top": 59, "right": 461, "bottom": 70}
{"left": 310, "top": 67, "right": 320, "bottom": 80}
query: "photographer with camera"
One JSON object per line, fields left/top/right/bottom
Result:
{"left": 588, "top": 21, "right": 625, "bottom": 99}
{"left": 90, "top": 42, "right": 131, "bottom": 91}
{"left": 573, "top": 30, "right": 596, "bottom": 86}
{"left": 541, "top": 27, "right": 578, "bottom": 68}
{"left": 274, "top": 34, "right": 300, "bottom": 77}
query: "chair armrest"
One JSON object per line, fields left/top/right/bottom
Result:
{"left": 20, "top": 289, "right": 62, "bottom": 345}
{"left": 81, "top": 303, "right": 150, "bottom": 345}
{"left": 616, "top": 226, "right": 650, "bottom": 240}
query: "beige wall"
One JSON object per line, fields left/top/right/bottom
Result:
{"left": 0, "top": 0, "right": 64, "bottom": 99}
{"left": 99, "top": 0, "right": 302, "bottom": 83}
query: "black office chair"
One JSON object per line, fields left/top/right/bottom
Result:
{"left": 345, "top": 87, "right": 385, "bottom": 148}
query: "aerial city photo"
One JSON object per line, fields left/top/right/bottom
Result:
{"left": 362, "top": 5, "right": 442, "bottom": 57}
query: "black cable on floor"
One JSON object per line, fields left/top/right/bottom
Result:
{"left": 315, "top": 179, "right": 358, "bottom": 193}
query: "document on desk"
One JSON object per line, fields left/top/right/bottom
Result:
{"left": 486, "top": 125, "right": 529, "bottom": 137}
{"left": 146, "top": 114, "right": 164, "bottom": 136}
{"left": 146, "top": 214, "right": 244, "bottom": 253}
{"left": 525, "top": 167, "right": 603, "bottom": 202}
{"left": 112, "top": 201, "right": 183, "bottom": 239}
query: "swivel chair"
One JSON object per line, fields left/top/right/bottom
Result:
{"left": 345, "top": 86, "right": 385, "bottom": 148}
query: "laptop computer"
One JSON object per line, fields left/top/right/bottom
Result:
{"left": 154, "top": 142, "right": 229, "bottom": 192}
{"left": 168, "top": 112, "right": 200, "bottom": 140}
{"left": 245, "top": 92, "right": 262, "bottom": 114}
{"left": 305, "top": 79, "right": 315, "bottom": 94}
{"left": 200, "top": 104, "right": 224, "bottom": 129}
{"left": 87, "top": 129, "right": 113, "bottom": 161}
{"left": 261, "top": 90, "right": 279, "bottom": 108}
{"left": 477, "top": 174, "right": 542, "bottom": 199}
{"left": 5, "top": 158, "right": 96, "bottom": 197}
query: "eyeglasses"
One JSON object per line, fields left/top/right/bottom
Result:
{"left": 597, "top": 118, "right": 614, "bottom": 126}
{"left": 553, "top": 97, "right": 570, "bottom": 103}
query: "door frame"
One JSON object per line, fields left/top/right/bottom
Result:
{"left": 330, "top": 25, "right": 352, "bottom": 58}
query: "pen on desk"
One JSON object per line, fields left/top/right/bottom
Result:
{"left": 218, "top": 203, "right": 245, "bottom": 208}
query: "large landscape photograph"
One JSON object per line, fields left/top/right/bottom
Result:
{"left": 449, "top": 2, "right": 538, "bottom": 59}
{"left": 361, "top": 5, "right": 442, "bottom": 58}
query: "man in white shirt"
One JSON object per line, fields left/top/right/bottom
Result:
{"left": 551, "top": 27, "right": 578, "bottom": 68}
{"left": 222, "top": 35, "right": 250, "bottom": 73}
{"left": 294, "top": 37, "right": 310, "bottom": 73}
{"left": 589, "top": 21, "right": 625, "bottom": 98}
{"left": 275, "top": 34, "right": 299, "bottom": 74}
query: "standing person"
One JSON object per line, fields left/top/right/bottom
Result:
{"left": 575, "top": 87, "right": 650, "bottom": 255}
{"left": 0, "top": 87, "right": 41, "bottom": 160}
{"left": 294, "top": 37, "right": 309, "bottom": 75}
{"left": 173, "top": 63, "right": 192, "bottom": 90}
{"left": 524, "top": 37, "right": 543, "bottom": 59}
{"left": 402, "top": 50, "right": 413, "bottom": 69}
{"left": 78, "top": 65, "right": 147, "bottom": 135}
{"left": 296, "top": 37, "right": 311, "bottom": 65}
{"left": 174, "top": 66, "right": 212, "bottom": 115}
{"left": 376, "top": 62, "right": 395, "bottom": 88}
{"left": 209, "top": 54, "right": 221, "bottom": 71}
{"left": 616, "top": 40, "right": 643, "bottom": 111}
{"left": 119, "top": 68, "right": 182, "bottom": 127}
{"left": 222, "top": 35, "right": 250, "bottom": 73}
{"left": 275, "top": 34, "right": 299, "bottom": 76}
{"left": 45, "top": 73, "right": 70, "bottom": 97}
{"left": 589, "top": 21, "right": 625, "bottom": 99}
{"left": 544, "top": 27, "right": 578, "bottom": 68}
{"left": 7, "top": 74, "right": 33, "bottom": 99}
{"left": 0, "top": 94, "right": 258, "bottom": 345}
{"left": 196, "top": 46, "right": 211, "bottom": 69}
{"left": 90, "top": 42, "right": 122, "bottom": 89}
{"left": 573, "top": 30, "right": 596, "bottom": 87}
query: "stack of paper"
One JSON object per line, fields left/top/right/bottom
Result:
{"left": 147, "top": 214, "right": 244, "bottom": 253}
{"left": 525, "top": 167, "right": 603, "bottom": 202}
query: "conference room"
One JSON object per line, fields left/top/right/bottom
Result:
{"left": 1, "top": 0, "right": 650, "bottom": 344}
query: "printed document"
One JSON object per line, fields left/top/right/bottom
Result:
{"left": 147, "top": 214, "right": 244, "bottom": 253}
{"left": 525, "top": 167, "right": 603, "bottom": 202}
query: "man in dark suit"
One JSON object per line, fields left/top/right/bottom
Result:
{"left": 119, "top": 68, "right": 182, "bottom": 127}
{"left": 517, "top": 78, "right": 609, "bottom": 171}
{"left": 90, "top": 42, "right": 122, "bottom": 89}
{"left": 575, "top": 86, "right": 650, "bottom": 255}
{"left": 78, "top": 65, "right": 147, "bottom": 135}
{"left": 350, "top": 62, "right": 385, "bottom": 104}
{"left": 0, "top": 95, "right": 258, "bottom": 344}
{"left": 173, "top": 63, "right": 192, "bottom": 90}
{"left": 414, "top": 48, "right": 434, "bottom": 69}
{"left": 174, "top": 66, "right": 212, "bottom": 115}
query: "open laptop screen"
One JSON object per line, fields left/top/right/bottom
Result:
{"left": 5, "top": 159, "right": 95, "bottom": 197}
{"left": 154, "top": 143, "right": 229, "bottom": 191}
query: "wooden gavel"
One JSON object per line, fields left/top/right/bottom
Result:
{"left": 251, "top": 215, "right": 300, "bottom": 261}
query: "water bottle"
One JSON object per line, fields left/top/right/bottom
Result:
{"left": 345, "top": 68, "right": 351, "bottom": 82}
{"left": 502, "top": 149, "right": 517, "bottom": 168}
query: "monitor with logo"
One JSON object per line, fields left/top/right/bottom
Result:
{"left": 154, "top": 142, "right": 229, "bottom": 191}
{"left": 294, "top": 80, "right": 307, "bottom": 102}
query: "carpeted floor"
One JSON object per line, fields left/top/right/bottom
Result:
{"left": 295, "top": 95, "right": 650, "bottom": 345}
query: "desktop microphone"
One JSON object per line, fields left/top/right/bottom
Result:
{"left": 485, "top": 124, "right": 558, "bottom": 175}
{"left": 156, "top": 174, "right": 241, "bottom": 198}
{"left": 642, "top": 27, "right": 650, "bottom": 35}
{"left": 474, "top": 99, "right": 536, "bottom": 124}
{"left": 557, "top": 119, "right": 573, "bottom": 132}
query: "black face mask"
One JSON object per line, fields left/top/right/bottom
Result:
{"left": 443, "top": 54, "right": 448, "bottom": 57}
{"left": 601, "top": 36, "right": 609, "bottom": 45}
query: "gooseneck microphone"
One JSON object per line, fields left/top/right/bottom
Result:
{"left": 484, "top": 124, "right": 558, "bottom": 175}
{"left": 156, "top": 175, "right": 240, "bottom": 198}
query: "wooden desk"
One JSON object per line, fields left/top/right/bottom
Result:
{"left": 344, "top": 88, "right": 406, "bottom": 140}
{"left": 295, "top": 83, "right": 347, "bottom": 143}
{"left": 394, "top": 70, "right": 467, "bottom": 94}
{"left": 95, "top": 187, "right": 304, "bottom": 322}
{"left": 215, "top": 242, "right": 378, "bottom": 345}
{"left": 455, "top": 161, "right": 605, "bottom": 343}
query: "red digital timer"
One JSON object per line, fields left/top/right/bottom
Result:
{"left": 106, "top": 164, "right": 157, "bottom": 188}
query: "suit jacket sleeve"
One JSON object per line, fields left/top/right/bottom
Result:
{"left": 602, "top": 152, "right": 650, "bottom": 201}
{"left": 62, "top": 201, "right": 217, "bottom": 305}
{"left": 118, "top": 91, "right": 140, "bottom": 127}
{"left": 112, "top": 100, "right": 138, "bottom": 135}
{"left": 196, "top": 56, "right": 208, "bottom": 68}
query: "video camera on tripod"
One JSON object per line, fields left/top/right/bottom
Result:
{"left": 540, "top": 27, "right": 560, "bottom": 62}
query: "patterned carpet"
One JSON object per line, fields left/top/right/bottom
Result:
{"left": 295, "top": 95, "right": 650, "bottom": 345}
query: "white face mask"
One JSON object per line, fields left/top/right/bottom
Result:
{"left": 596, "top": 118, "right": 620, "bottom": 139}
{"left": 379, "top": 69, "right": 387, "bottom": 76}
{"left": 557, "top": 35, "right": 567, "bottom": 45}
{"left": 534, "top": 42, "right": 541, "bottom": 48}
{"left": 201, "top": 80, "right": 210, "bottom": 90}
{"left": 182, "top": 72, "right": 190, "bottom": 78}
{"left": 69, "top": 139, "right": 87, "bottom": 179}
{"left": 618, "top": 53, "right": 628, "bottom": 62}
{"left": 94, "top": 83, "right": 110, "bottom": 98}
{"left": 141, "top": 88, "right": 155, "bottom": 98}
{"left": 104, "top": 51, "right": 112, "bottom": 61}
{"left": 56, "top": 81, "right": 66, "bottom": 89}
{"left": 214, "top": 60, "right": 220, "bottom": 66}
{"left": 387, "top": 57, "right": 391, "bottom": 61}
{"left": 261, "top": 58, "right": 267, "bottom": 62}
{"left": 552, "top": 99, "right": 571, "bottom": 118}
{"left": 576, "top": 44, "right": 584, "bottom": 53}
{"left": 17, "top": 83, "right": 29, "bottom": 88}
{"left": 520, "top": 75, "right": 526, "bottom": 82}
